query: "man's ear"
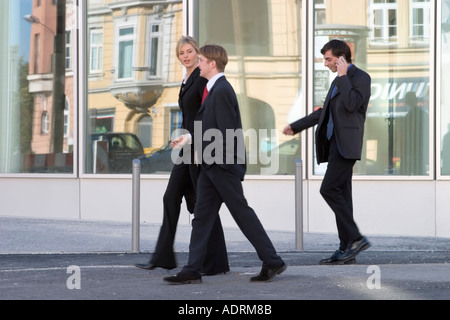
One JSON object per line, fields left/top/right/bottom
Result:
{"left": 210, "top": 59, "right": 217, "bottom": 70}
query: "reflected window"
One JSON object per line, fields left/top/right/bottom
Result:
{"left": 65, "top": 30, "right": 71, "bottom": 69}
{"left": 370, "top": 0, "right": 398, "bottom": 46}
{"left": 89, "top": 27, "right": 103, "bottom": 74}
{"left": 315, "top": 0, "right": 326, "bottom": 25}
{"left": 64, "top": 98, "right": 69, "bottom": 138}
{"left": 410, "top": 0, "right": 431, "bottom": 44}
{"left": 149, "top": 23, "right": 162, "bottom": 77}
{"left": 41, "top": 111, "right": 50, "bottom": 134}
{"left": 117, "top": 27, "right": 134, "bottom": 79}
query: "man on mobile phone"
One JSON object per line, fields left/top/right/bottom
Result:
{"left": 283, "top": 39, "right": 372, "bottom": 265}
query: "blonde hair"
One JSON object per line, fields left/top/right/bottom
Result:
{"left": 176, "top": 36, "right": 200, "bottom": 57}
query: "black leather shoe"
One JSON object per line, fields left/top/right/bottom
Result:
{"left": 319, "top": 250, "right": 356, "bottom": 265}
{"left": 163, "top": 273, "right": 202, "bottom": 285}
{"left": 250, "top": 262, "right": 287, "bottom": 282}
{"left": 338, "top": 236, "right": 371, "bottom": 262}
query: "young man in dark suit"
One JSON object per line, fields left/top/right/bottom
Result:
{"left": 283, "top": 39, "right": 371, "bottom": 265}
{"left": 135, "top": 36, "right": 229, "bottom": 275}
{"left": 164, "top": 44, "right": 286, "bottom": 284}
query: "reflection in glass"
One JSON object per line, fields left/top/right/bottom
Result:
{"left": 198, "top": 0, "right": 303, "bottom": 175}
{"left": 86, "top": 0, "right": 303, "bottom": 175}
{"left": 0, "top": 0, "right": 74, "bottom": 174}
{"left": 440, "top": 0, "right": 450, "bottom": 175}
{"left": 313, "top": 0, "right": 431, "bottom": 176}
{"left": 86, "top": 1, "right": 181, "bottom": 174}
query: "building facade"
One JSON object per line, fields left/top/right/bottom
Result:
{"left": 1, "top": 0, "right": 449, "bottom": 238}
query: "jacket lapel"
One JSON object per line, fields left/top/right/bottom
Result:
{"left": 326, "top": 65, "right": 357, "bottom": 103}
{"left": 179, "top": 68, "right": 199, "bottom": 97}
{"left": 197, "top": 76, "right": 225, "bottom": 114}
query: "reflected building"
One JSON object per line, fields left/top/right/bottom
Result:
{"left": 26, "top": 0, "right": 75, "bottom": 172}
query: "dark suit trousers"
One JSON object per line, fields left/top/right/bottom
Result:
{"left": 150, "top": 163, "right": 229, "bottom": 273}
{"left": 320, "top": 136, "right": 361, "bottom": 251}
{"left": 182, "top": 165, "right": 283, "bottom": 276}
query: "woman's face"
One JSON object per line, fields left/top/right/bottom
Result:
{"left": 178, "top": 43, "right": 198, "bottom": 69}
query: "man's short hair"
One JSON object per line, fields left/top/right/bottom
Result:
{"left": 320, "top": 39, "right": 352, "bottom": 63}
{"left": 199, "top": 44, "right": 228, "bottom": 72}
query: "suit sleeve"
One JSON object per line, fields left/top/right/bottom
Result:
{"left": 290, "top": 108, "right": 322, "bottom": 134}
{"left": 212, "top": 85, "right": 241, "bottom": 133}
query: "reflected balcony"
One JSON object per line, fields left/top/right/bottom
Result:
{"left": 109, "top": 78, "right": 163, "bottom": 113}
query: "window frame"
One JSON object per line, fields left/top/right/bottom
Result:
{"left": 116, "top": 24, "right": 136, "bottom": 81}
{"left": 409, "top": 0, "right": 431, "bottom": 45}
{"left": 88, "top": 27, "right": 104, "bottom": 74}
{"left": 369, "top": 0, "right": 399, "bottom": 46}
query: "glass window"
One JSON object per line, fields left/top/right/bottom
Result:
{"left": 89, "top": 27, "right": 103, "bottom": 74}
{"left": 65, "top": 30, "right": 71, "bottom": 69}
{"left": 198, "top": 0, "right": 303, "bottom": 175}
{"left": 440, "top": 0, "right": 450, "bottom": 176}
{"left": 41, "top": 111, "right": 49, "bottom": 134}
{"left": 149, "top": 23, "right": 162, "bottom": 77}
{"left": 410, "top": 0, "right": 430, "bottom": 44}
{"left": 315, "top": 0, "right": 326, "bottom": 25}
{"left": 313, "top": 0, "right": 432, "bottom": 176}
{"left": 85, "top": 1, "right": 183, "bottom": 174}
{"left": 369, "top": 0, "right": 398, "bottom": 46}
{"left": 85, "top": 0, "right": 303, "bottom": 175}
{"left": 0, "top": 0, "right": 74, "bottom": 174}
{"left": 117, "top": 27, "right": 134, "bottom": 80}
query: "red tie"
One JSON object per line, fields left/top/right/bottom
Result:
{"left": 202, "top": 86, "right": 208, "bottom": 104}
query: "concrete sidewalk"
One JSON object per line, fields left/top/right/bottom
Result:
{"left": 1, "top": 216, "right": 450, "bottom": 301}
{"left": 1, "top": 215, "right": 450, "bottom": 254}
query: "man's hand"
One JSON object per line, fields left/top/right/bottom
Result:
{"left": 336, "top": 56, "right": 349, "bottom": 77}
{"left": 282, "top": 125, "right": 294, "bottom": 136}
{"left": 171, "top": 134, "right": 191, "bottom": 150}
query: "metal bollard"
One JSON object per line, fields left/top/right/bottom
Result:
{"left": 295, "top": 159, "right": 303, "bottom": 251}
{"left": 132, "top": 159, "right": 141, "bottom": 253}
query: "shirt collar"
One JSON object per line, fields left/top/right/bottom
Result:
{"left": 207, "top": 73, "right": 224, "bottom": 91}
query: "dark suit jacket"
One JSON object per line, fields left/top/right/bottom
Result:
{"left": 290, "top": 65, "right": 371, "bottom": 163}
{"left": 194, "top": 76, "right": 246, "bottom": 180}
{"left": 179, "top": 67, "right": 208, "bottom": 133}
{"left": 177, "top": 67, "right": 207, "bottom": 211}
